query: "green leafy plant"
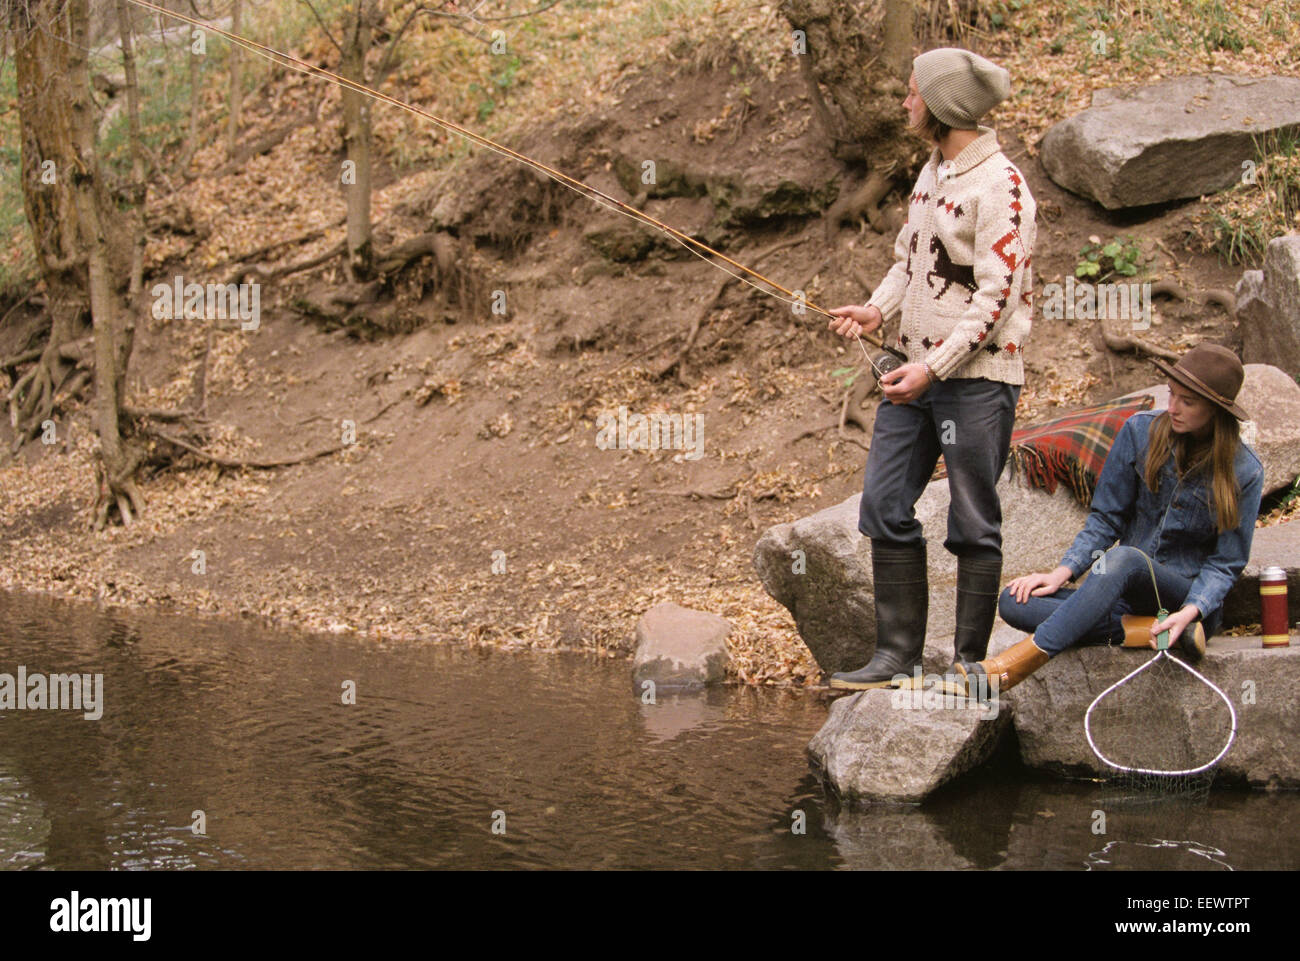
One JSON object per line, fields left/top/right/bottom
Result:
{"left": 469, "top": 82, "right": 495, "bottom": 121}
{"left": 1075, "top": 235, "right": 1143, "bottom": 280}
{"left": 831, "top": 365, "right": 861, "bottom": 389}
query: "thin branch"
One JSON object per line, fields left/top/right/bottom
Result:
{"left": 417, "top": 0, "right": 566, "bottom": 47}
{"left": 0, "top": 290, "right": 37, "bottom": 331}
{"left": 214, "top": 218, "right": 343, "bottom": 271}
{"left": 459, "top": 0, "right": 565, "bottom": 24}
{"left": 125, "top": 405, "right": 209, "bottom": 423}
{"left": 645, "top": 486, "right": 740, "bottom": 500}
{"left": 147, "top": 428, "right": 346, "bottom": 468}
{"left": 223, "top": 240, "right": 346, "bottom": 285}
{"left": 374, "top": 3, "right": 441, "bottom": 87}
{"left": 299, "top": 0, "right": 344, "bottom": 56}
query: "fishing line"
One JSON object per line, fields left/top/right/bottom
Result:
{"left": 123, "top": 0, "right": 897, "bottom": 378}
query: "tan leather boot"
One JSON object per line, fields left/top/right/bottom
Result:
{"left": 1120, "top": 614, "right": 1206, "bottom": 659}
{"left": 954, "top": 635, "right": 1050, "bottom": 698}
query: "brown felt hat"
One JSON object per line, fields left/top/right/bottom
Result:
{"left": 1151, "top": 343, "right": 1248, "bottom": 420}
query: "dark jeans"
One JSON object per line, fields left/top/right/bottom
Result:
{"left": 1001, "top": 545, "right": 1221, "bottom": 656}
{"left": 859, "top": 377, "right": 1020, "bottom": 562}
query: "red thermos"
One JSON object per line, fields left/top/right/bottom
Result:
{"left": 1261, "top": 567, "right": 1290, "bottom": 648}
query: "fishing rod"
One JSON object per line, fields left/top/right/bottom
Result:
{"left": 123, "top": 0, "right": 902, "bottom": 379}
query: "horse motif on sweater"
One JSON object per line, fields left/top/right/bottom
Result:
{"left": 926, "top": 234, "right": 977, "bottom": 301}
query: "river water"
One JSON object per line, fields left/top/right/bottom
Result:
{"left": 1, "top": 588, "right": 1296, "bottom": 870}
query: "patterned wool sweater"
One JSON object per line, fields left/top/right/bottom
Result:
{"left": 866, "top": 125, "right": 1036, "bottom": 384}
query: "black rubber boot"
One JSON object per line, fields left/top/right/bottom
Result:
{"left": 933, "top": 556, "right": 1002, "bottom": 696}
{"left": 830, "top": 540, "right": 928, "bottom": 690}
{"left": 952, "top": 556, "right": 1002, "bottom": 665}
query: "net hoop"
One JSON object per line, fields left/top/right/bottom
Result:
{"left": 1084, "top": 649, "right": 1238, "bottom": 777}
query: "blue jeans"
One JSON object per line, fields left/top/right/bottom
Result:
{"left": 859, "top": 378, "right": 1020, "bottom": 562}
{"left": 1000, "top": 545, "right": 1221, "bottom": 656}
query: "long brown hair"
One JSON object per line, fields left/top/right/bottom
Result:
{"left": 1143, "top": 408, "right": 1242, "bottom": 533}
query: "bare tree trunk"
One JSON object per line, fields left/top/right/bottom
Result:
{"left": 182, "top": 18, "right": 203, "bottom": 172}
{"left": 115, "top": 0, "right": 147, "bottom": 297}
{"left": 9, "top": 0, "right": 88, "bottom": 449}
{"left": 65, "top": 0, "right": 145, "bottom": 528}
{"left": 882, "top": 0, "right": 915, "bottom": 81}
{"left": 341, "top": 0, "right": 374, "bottom": 281}
{"left": 227, "top": 0, "right": 243, "bottom": 154}
{"left": 157, "top": 10, "right": 171, "bottom": 103}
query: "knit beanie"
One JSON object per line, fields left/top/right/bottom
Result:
{"left": 912, "top": 47, "right": 1011, "bottom": 129}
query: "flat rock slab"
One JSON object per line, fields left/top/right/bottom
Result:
{"left": 632, "top": 601, "right": 731, "bottom": 692}
{"left": 1009, "top": 639, "right": 1300, "bottom": 789}
{"left": 807, "top": 688, "right": 1012, "bottom": 803}
{"left": 1040, "top": 74, "right": 1300, "bottom": 209}
{"left": 1224, "top": 520, "right": 1300, "bottom": 626}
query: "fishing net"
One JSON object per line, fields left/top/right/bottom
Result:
{"left": 1083, "top": 551, "right": 1237, "bottom": 803}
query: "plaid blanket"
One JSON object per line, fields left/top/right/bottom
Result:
{"left": 933, "top": 394, "right": 1156, "bottom": 505}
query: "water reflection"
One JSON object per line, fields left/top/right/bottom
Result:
{"left": 0, "top": 588, "right": 1296, "bottom": 870}
{"left": 1085, "top": 838, "right": 1233, "bottom": 871}
{"left": 0, "top": 757, "right": 50, "bottom": 868}
{"left": 638, "top": 691, "right": 730, "bottom": 743}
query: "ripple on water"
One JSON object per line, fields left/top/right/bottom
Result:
{"left": 0, "top": 588, "right": 1297, "bottom": 870}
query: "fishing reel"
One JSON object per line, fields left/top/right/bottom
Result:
{"left": 870, "top": 347, "right": 908, "bottom": 385}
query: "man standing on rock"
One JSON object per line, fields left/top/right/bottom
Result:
{"left": 824, "top": 47, "right": 1037, "bottom": 689}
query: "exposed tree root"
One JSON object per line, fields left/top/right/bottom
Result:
{"left": 143, "top": 427, "right": 346, "bottom": 469}
{"left": 1200, "top": 288, "right": 1236, "bottom": 319}
{"left": 1099, "top": 321, "right": 1181, "bottom": 363}
{"left": 793, "top": 375, "right": 875, "bottom": 450}
{"left": 224, "top": 240, "right": 347, "bottom": 287}
{"left": 1150, "top": 279, "right": 1187, "bottom": 301}
{"left": 215, "top": 218, "right": 343, "bottom": 273}
{"left": 1150, "top": 278, "right": 1235, "bottom": 319}
{"left": 6, "top": 335, "right": 94, "bottom": 452}
{"left": 824, "top": 165, "right": 898, "bottom": 239}
{"left": 91, "top": 437, "right": 147, "bottom": 532}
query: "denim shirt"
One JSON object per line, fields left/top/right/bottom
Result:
{"left": 1059, "top": 410, "right": 1264, "bottom": 621}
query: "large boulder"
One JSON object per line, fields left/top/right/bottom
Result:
{"left": 631, "top": 601, "right": 731, "bottom": 692}
{"left": 1040, "top": 74, "right": 1300, "bottom": 209}
{"left": 1238, "top": 365, "right": 1300, "bottom": 497}
{"left": 807, "top": 688, "right": 1012, "bottom": 803}
{"left": 1008, "top": 638, "right": 1300, "bottom": 789}
{"left": 753, "top": 470, "right": 1087, "bottom": 674}
{"left": 1237, "top": 237, "right": 1300, "bottom": 391}
{"left": 751, "top": 493, "right": 874, "bottom": 675}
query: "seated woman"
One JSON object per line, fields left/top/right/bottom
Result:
{"left": 956, "top": 344, "right": 1264, "bottom": 695}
